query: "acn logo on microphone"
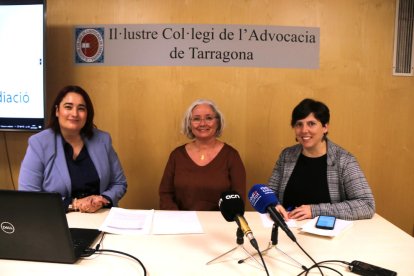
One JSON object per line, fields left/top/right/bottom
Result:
{"left": 225, "top": 194, "right": 240, "bottom": 199}
{"left": 1, "top": 222, "right": 15, "bottom": 234}
{"left": 218, "top": 193, "right": 240, "bottom": 207}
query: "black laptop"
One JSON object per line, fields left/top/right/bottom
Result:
{"left": 0, "top": 190, "right": 101, "bottom": 264}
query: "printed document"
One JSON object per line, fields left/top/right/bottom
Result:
{"left": 100, "top": 208, "right": 203, "bottom": 235}
{"left": 152, "top": 211, "right": 204, "bottom": 235}
{"left": 100, "top": 207, "right": 154, "bottom": 234}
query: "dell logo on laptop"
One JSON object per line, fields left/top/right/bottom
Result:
{"left": 1, "top": 222, "right": 15, "bottom": 234}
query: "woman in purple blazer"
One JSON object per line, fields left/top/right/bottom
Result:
{"left": 19, "top": 85, "right": 127, "bottom": 213}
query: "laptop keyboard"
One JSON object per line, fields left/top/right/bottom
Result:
{"left": 70, "top": 228, "right": 101, "bottom": 257}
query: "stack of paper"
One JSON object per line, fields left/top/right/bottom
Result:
{"left": 99, "top": 208, "right": 204, "bottom": 235}
{"left": 100, "top": 208, "right": 154, "bottom": 234}
{"left": 300, "top": 217, "right": 353, "bottom": 237}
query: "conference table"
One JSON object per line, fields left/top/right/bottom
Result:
{"left": 1, "top": 209, "right": 413, "bottom": 275}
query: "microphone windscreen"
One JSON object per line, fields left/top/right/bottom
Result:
{"left": 248, "top": 184, "right": 279, "bottom": 214}
{"left": 218, "top": 191, "right": 245, "bottom": 222}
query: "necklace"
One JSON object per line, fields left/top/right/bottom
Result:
{"left": 194, "top": 140, "right": 217, "bottom": 161}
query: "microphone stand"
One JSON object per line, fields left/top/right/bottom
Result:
{"left": 207, "top": 227, "right": 262, "bottom": 267}
{"left": 239, "top": 223, "right": 305, "bottom": 269}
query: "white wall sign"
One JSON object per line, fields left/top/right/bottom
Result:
{"left": 75, "top": 24, "right": 319, "bottom": 69}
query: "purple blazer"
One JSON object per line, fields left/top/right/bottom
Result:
{"left": 18, "top": 128, "right": 127, "bottom": 206}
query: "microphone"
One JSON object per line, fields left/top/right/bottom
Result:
{"left": 219, "top": 191, "right": 259, "bottom": 250}
{"left": 248, "top": 184, "right": 297, "bottom": 242}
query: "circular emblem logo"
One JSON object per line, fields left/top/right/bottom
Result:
{"left": 1, "top": 222, "right": 15, "bottom": 234}
{"left": 76, "top": 28, "right": 104, "bottom": 63}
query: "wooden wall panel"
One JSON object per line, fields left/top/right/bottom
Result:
{"left": 0, "top": 0, "right": 412, "bottom": 235}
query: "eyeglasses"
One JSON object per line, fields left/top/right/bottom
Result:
{"left": 190, "top": 116, "right": 217, "bottom": 124}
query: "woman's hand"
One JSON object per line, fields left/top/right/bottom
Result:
{"left": 275, "top": 204, "right": 289, "bottom": 220}
{"left": 74, "top": 195, "right": 109, "bottom": 213}
{"left": 288, "top": 205, "right": 312, "bottom": 220}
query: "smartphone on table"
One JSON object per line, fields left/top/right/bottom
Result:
{"left": 315, "top": 215, "right": 336, "bottom": 230}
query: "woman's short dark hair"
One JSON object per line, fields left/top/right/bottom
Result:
{"left": 48, "top": 85, "right": 95, "bottom": 138}
{"left": 291, "top": 98, "right": 330, "bottom": 127}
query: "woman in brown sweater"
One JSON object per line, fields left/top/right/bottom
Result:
{"left": 159, "top": 99, "right": 246, "bottom": 211}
